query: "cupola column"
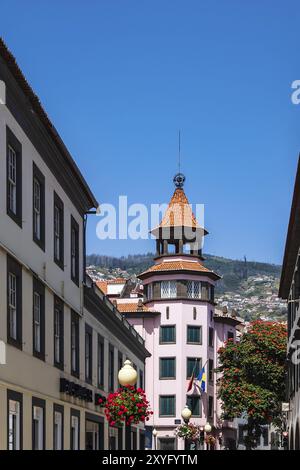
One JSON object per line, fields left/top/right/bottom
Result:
{"left": 156, "top": 240, "right": 161, "bottom": 256}
{"left": 163, "top": 240, "right": 168, "bottom": 255}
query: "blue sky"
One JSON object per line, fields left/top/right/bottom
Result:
{"left": 1, "top": 0, "right": 300, "bottom": 264}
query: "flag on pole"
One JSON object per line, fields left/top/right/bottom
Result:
{"left": 187, "top": 371, "right": 195, "bottom": 392}
{"left": 197, "top": 366, "right": 206, "bottom": 393}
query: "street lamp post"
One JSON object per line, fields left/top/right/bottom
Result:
{"left": 118, "top": 360, "right": 138, "bottom": 450}
{"left": 204, "top": 422, "right": 212, "bottom": 451}
{"left": 152, "top": 428, "right": 158, "bottom": 450}
{"left": 181, "top": 405, "right": 192, "bottom": 450}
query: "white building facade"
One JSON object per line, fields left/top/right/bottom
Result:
{"left": 0, "top": 38, "right": 149, "bottom": 450}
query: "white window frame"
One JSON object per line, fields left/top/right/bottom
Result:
{"left": 71, "top": 415, "right": 79, "bottom": 450}
{"left": 33, "top": 292, "right": 41, "bottom": 353}
{"left": 54, "top": 205, "right": 61, "bottom": 261}
{"left": 161, "top": 281, "right": 177, "bottom": 299}
{"left": 71, "top": 228, "right": 76, "bottom": 279}
{"left": 8, "top": 272, "right": 17, "bottom": 340}
{"left": 8, "top": 145, "right": 17, "bottom": 214}
{"left": 54, "top": 308, "right": 61, "bottom": 364}
{"left": 54, "top": 411, "right": 63, "bottom": 450}
{"left": 187, "top": 281, "right": 202, "bottom": 299}
{"left": 8, "top": 399, "right": 21, "bottom": 450}
{"left": 71, "top": 321, "right": 77, "bottom": 372}
{"left": 33, "top": 177, "right": 41, "bottom": 240}
{"left": 33, "top": 406, "right": 44, "bottom": 450}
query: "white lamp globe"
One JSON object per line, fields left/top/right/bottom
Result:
{"left": 118, "top": 360, "right": 138, "bottom": 386}
{"left": 152, "top": 428, "right": 158, "bottom": 437}
{"left": 204, "top": 423, "right": 212, "bottom": 433}
{"left": 181, "top": 405, "right": 192, "bottom": 422}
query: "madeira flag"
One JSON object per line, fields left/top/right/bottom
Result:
{"left": 187, "top": 372, "right": 195, "bottom": 392}
{"left": 197, "top": 367, "right": 206, "bottom": 393}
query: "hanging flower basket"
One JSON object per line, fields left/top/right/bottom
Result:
{"left": 175, "top": 423, "right": 201, "bottom": 442}
{"left": 205, "top": 434, "right": 216, "bottom": 446}
{"left": 104, "top": 386, "right": 153, "bottom": 427}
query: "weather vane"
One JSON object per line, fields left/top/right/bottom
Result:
{"left": 173, "top": 129, "right": 185, "bottom": 188}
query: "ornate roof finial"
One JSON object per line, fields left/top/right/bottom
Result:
{"left": 173, "top": 172, "right": 185, "bottom": 189}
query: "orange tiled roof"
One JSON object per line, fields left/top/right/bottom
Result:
{"left": 139, "top": 260, "right": 220, "bottom": 278}
{"left": 155, "top": 188, "right": 199, "bottom": 229}
{"left": 116, "top": 302, "right": 157, "bottom": 314}
{"left": 96, "top": 281, "right": 108, "bottom": 294}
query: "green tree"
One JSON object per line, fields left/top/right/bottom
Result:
{"left": 216, "top": 320, "right": 287, "bottom": 449}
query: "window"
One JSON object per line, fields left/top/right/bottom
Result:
{"left": 139, "top": 370, "right": 144, "bottom": 389}
{"left": 70, "top": 410, "right": 80, "bottom": 450}
{"left": 186, "top": 358, "right": 201, "bottom": 379}
{"left": 187, "top": 281, "right": 201, "bottom": 299}
{"left": 228, "top": 331, "right": 234, "bottom": 341}
{"left": 97, "top": 335, "right": 104, "bottom": 388}
{"left": 32, "top": 163, "right": 45, "bottom": 250}
{"left": 33, "top": 278, "right": 45, "bottom": 360}
{"left": 209, "top": 327, "right": 214, "bottom": 347}
{"left": 54, "top": 297, "right": 64, "bottom": 369}
{"left": 193, "top": 307, "right": 197, "bottom": 320}
{"left": 109, "top": 344, "right": 114, "bottom": 391}
{"left": 7, "top": 390, "right": 22, "bottom": 450}
{"left": 71, "top": 216, "right": 79, "bottom": 285}
{"left": 166, "top": 306, "right": 170, "bottom": 320}
{"left": 147, "top": 284, "right": 153, "bottom": 300}
{"left": 32, "top": 398, "right": 45, "bottom": 450}
{"left": 6, "top": 127, "right": 22, "bottom": 226}
{"left": 186, "top": 395, "right": 201, "bottom": 417}
{"left": 33, "top": 292, "right": 41, "bottom": 353}
{"left": 187, "top": 326, "right": 202, "bottom": 344}
{"left": 53, "top": 405, "right": 64, "bottom": 450}
{"left": 262, "top": 427, "right": 269, "bottom": 447}
{"left": 8, "top": 273, "right": 17, "bottom": 341}
{"left": 54, "top": 192, "right": 64, "bottom": 268}
{"left": 7, "top": 255, "right": 22, "bottom": 348}
{"left": 71, "top": 311, "right": 80, "bottom": 377}
{"left": 160, "top": 325, "right": 176, "bottom": 344}
{"left": 85, "top": 324, "right": 93, "bottom": 383}
{"left": 161, "top": 281, "right": 177, "bottom": 299}
{"left": 208, "top": 396, "right": 214, "bottom": 419}
{"left": 238, "top": 425, "right": 245, "bottom": 444}
{"left": 208, "top": 359, "right": 214, "bottom": 382}
{"left": 159, "top": 358, "right": 176, "bottom": 379}
{"left": 159, "top": 395, "right": 175, "bottom": 417}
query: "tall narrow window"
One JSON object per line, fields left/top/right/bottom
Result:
{"left": 109, "top": 344, "right": 114, "bottom": 391}
{"left": 85, "top": 324, "right": 93, "bottom": 384}
{"left": 32, "top": 164, "right": 45, "bottom": 250}
{"left": 54, "top": 297, "right": 64, "bottom": 369}
{"left": 71, "top": 311, "right": 79, "bottom": 377}
{"left": 7, "top": 391, "right": 22, "bottom": 450}
{"left": 53, "top": 405, "right": 64, "bottom": 450}
{"left": 209, "top": 327, "right": 214, "bottom": 347}
{"left": 71, "top": 216, "right": 79, "bottom": 285}
{"left": 98, "top": 335, "right": 104, "bottom": 388}
{"left": 159, "top": 395, "right": 176, "bottom": 417}
{"left": 54, "top": 193, "right": 64, "bottom": 268}
{"left": 32, "top": 399, "right": 45, "bottom": 450}
{"left": 33, "top": 279, "right": 45, "bottom": 360}
{"left": 161, "top": 281, "right": 177, "bottom": 299}
{"left": 6, "top": 127, "right": 22, "bottom": 226}
{"left": 70, "top": 411, "right": 80, "bottom": 450}
{"left": 159, "top": 357, "right": 176, "bottom": 379}
{"left": 8, "top": 146, "right": 17, "bottom": 214}
{"left": 8, "top": 273, "right": 17, "bottom": 341}
{"left": 208, "top": 359, "right": 214, "bottom": 382}
{"left": 186, "top": 357, "right": 201, "bottom": 379}
{"left": 33, "top": 292, "right": 41, "bottom": 353}
{"left": 7, "top": 255, "right": 22, "bottom": 348}
{"left": 160, "top": 325, "right": 176, "bottom": 344}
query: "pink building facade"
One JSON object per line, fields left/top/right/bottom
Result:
{"left": 118, "top": 175, "right": 241, "bottom": 450}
